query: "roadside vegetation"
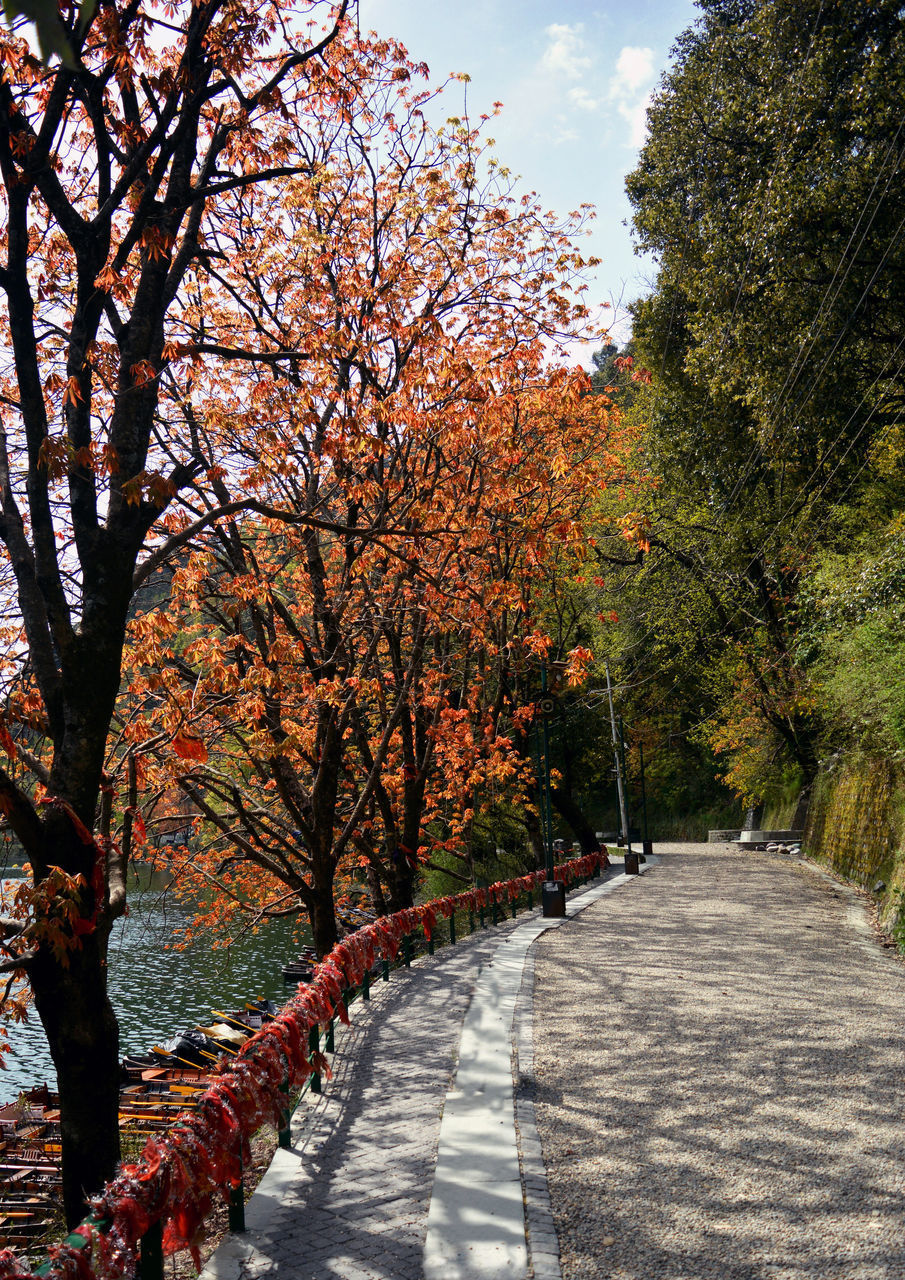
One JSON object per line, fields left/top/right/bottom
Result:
{"left": 0, "top": 0, "right": 902, "bottom": 1227}
{"left": 587, "top": 0, "right": 905, "bottom": 851}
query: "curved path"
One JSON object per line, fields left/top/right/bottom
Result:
{"left": 534, "top": 842, "right": 905, "bottom": 1280}
{"left": 202, "top": 907, "right": 531, "bottom": 1280}
{"left": 201, "top": 844, "right": 905, "bottom": 1280}
{"left": 201, "top": 864, "right": 640, "bottom": 1280}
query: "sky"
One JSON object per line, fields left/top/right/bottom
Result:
{"left": 358, "top": 0, "right": 700, "bottom": 354}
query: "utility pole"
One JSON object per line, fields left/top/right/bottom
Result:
{"left": 605, "top": 661, "right": 632, "bottom": 855}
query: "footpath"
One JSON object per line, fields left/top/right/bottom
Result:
{"left": 201, "top": 843, "right": 905, "bottom": 1280}
{"left": 534, "top": 842, "right": 905, "bottom": 1280}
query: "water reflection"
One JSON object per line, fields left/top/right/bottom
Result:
{"left": 1, "top": 870, "right": 305, "bottom": 1102}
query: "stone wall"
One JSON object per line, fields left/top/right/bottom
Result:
{"left": 803, "top": 754, "right": 905, "bottom": 932}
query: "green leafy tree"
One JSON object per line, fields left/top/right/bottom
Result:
{"left": 615, "top": 0, "right": 905, "bottom": 811}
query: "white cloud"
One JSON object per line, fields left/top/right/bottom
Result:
{"left": 532, "top": 28, "right": 656, "bottom": 142}
{"left": 609, "top": 46, "right": 655, "bottom": 98}
{"left": 541, "top": 23, "right": 592, "bottom": 80}
{"left": 568, "top": 86, "right": 600, "bottom": 112}
{"left": 551, "top": 120, "right": 580, "bottom": 144}
{"left": 617, "top": 95, "right": 653, "bottom": 147}
{"left": 607, "top": 45, "right": 656, "bottom": 147}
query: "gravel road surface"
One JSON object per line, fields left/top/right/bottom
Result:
{"left": 533, "top": 842, "right": 905, "bottom": 1280}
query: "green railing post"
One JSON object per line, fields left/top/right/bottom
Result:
{"left": 426, "top": 928, "right": 434, "bottom": 956}
{"left": 527, "top": 889, "right": 533, "bottom": 909}
{"left": 278, "top": 1077, "right": 292, "bottom": 1150}
{"left": 325, "top": 1015, "right": 335, "bottom": 1054}
{"left": 468, "top": 910, "right": 475, "bottom": 934}
{"left": 491, "top": 899, "right": 499, "bottom": 925}
{"left": 36, "top": 1215, "right": 109, "bottom": 1279}
{"left": 479, "top": 905, "right": 486, "bottom": 929}
{"left": 449, "top": 913, "right": 456, "bottom": 945}
{"left": 139, "top": 1219, "right": 164, "bottom": 1280}
{"left": 228, "top": 1147, "right": 245, "bottom": 1233}
{"left": 382, "top": 958, "right": 390, "bottom": 981}
{"left": 362, "top": 968, "right": 370, "bottom": 1000}
{"left": 403, "top": 934, "right": 412, "bottom": 967}
{"left": 309, "top": 1024, "right": 321, "bottom": 1094}
{"left": 511, "top": 895, "right": 518, "bottom": 919}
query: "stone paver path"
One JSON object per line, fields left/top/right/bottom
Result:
{"left": 203, "top": 845, "right": 905, "bottom": 1280}
{"left": 203, "top": 912, "right": 531, "bottom": 1280}
{"left": 534, "top": 843, "right": 905, "bottom": 1280}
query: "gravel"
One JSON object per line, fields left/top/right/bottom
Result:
{"left": 532, "top": 843, "right": 905, "bottom": 1280}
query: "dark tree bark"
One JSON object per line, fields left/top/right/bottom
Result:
{"left": 550, "top": 785, "right": 599, "bottom": 854}
{"left": 0, "top": 0, "right": 350, "bottom": 1223}
{"left": 522, "top": 793, "right": 546, "bottom": 868}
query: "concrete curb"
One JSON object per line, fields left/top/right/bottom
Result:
{"left": 198, "top": 858, "right": 657, "bottom": 1280}
{"left": 423, "top": 859, "right": 657, "bottom": 1280}
{"left": 514, "top": 942, "right": 561, "bottom": 1280}
{"left": 795, "top": 856, "right": 902, "bottom": 965}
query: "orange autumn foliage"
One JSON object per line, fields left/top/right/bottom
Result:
{"left": 113, "top": 56, "right": 636, "bottom": 955}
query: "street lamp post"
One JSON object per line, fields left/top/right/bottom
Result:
{"left": 538, "top": 662, "right": 566, "bottom": 917}
{"left": 540, "top": 665, "right": 555, "bottom": 882}
{"left": 605, "top": 662, "right": 631, "bottom": 851}
{"left": 605, "top": 661, "right": 639, "bottom": 875}
{"left": 639, "top": 741, "right": 652, "bottom": 860}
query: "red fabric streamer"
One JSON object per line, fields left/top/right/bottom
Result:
{"left": 22, "top": 848, "right": 611, "bottom": 1278}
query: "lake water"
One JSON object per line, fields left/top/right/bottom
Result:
{"left": 0, "top": 872, "right": 303, "bottom": 1103}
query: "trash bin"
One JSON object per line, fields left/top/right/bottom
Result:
{"left": 542, "top": 880, "right": 566, "bottom": 917}
{"left": 624, "top": 851, "right": 640, "bottom": 875}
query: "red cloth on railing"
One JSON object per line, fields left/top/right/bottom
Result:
{"left": 24, "top": 849, "right": 610, "bottom": 1278}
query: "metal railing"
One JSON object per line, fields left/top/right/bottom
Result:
{"left": 24, "top": 852, "right": 609, "bottom": 1280}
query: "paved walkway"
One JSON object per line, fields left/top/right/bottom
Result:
{"left": 201, "top": 845, "right": 905, "bottom": 1280}
{"left": 534, "top": 843, "right": 905, "bottom": 1280}
{"left": 204, "top": 909, "right": 530, "bottom": 1280}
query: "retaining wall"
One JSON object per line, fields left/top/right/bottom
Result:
{"left": 803, "top": 754, "right": 905, "bottom": 932}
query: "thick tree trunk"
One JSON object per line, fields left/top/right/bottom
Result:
{"left": 377, "top": 774, "right": 425, "bottom": 913}
{"left": 524, "top": 802, "right": 546, "bottom": 869}
{"left": 384, "top": 848, "right": 418, "bottom": 913}
{"left": 309, "top": 875, "right": 338, "bottom": 959}
{"left": 365, "top": 864, "right": 388, "bottom": 916}
{"left": 551, "top": 785, "right": 599, "bottom": 854}
{"left": 790, "top": 785, "right": 812, "bottom": 831}
{"left": 23, "top": 666, "right": 129, "bottom": 1225}
{"left": 510, "top": 725, "right": 548, "bottom": 869}
{"left": 31, "top": 938, "right": 120, "bottom": 1227}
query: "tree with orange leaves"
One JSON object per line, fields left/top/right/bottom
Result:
{"left": 125, "top": 361, "right": 616, "bottom": 958}
{"left": 0, "top": 0, "right": 455, "bottom": 1222}
{"left": 116, "top": 72, "right": 626, "bottom": 959}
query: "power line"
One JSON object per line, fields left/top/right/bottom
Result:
{"left": 722, "top": 155, "right": 905, "bottom": 512}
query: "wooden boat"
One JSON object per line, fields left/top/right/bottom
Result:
{"left": 0, "top": 1164, "right": 61, "bottom": 1194}
{"left": 281, "top": 962, "right": 314, "bottom": 982}
{"left": 0, "top": 1202, "right": 60, "bottom": 1248}
{"left": 282, "top": 947, "right": 317, "bottom": 982}
{"left": 224, "top": 1002, "right": 277, "bottom": 1029}
{"left": 0, "top": 998, "right": 277, "bottom": 1249}
{"left": 197, "top": 1022, "right": 249, "bottom": 1053}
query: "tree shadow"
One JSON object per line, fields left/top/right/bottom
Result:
{"left": 533, "top": 844, "right": 905, "bottom": 1280}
